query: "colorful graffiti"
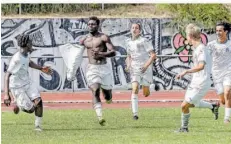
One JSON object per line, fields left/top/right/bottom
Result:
{"left": 1, "top": 18, "right": 222, "bottom": 92}
{"left": 172, "top": 31, "right": 208, "bottom": 63}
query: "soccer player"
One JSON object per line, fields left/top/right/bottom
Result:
{"left": 175, "top": 24, "right": 219, "bottom": 132}
{"left": 207, "top": 22, "right": 231, "bottom": 124}
{"left": 4, "top": 34, "right": 52, "bottom": 131}
{"left": 125, "top": 23, "right": 156, "bottom": 120}
{"left": 80, "top": 16, "right": 116, "bottom": 126}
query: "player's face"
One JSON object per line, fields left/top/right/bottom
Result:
{"left": 26, "top": 40, "right": 33, "bottom": 53}
{"left": 131, "top": 24, "right": 141, "bottom": 37}
{"left": 216, "top": 26, "right": 228, "bottom": 41}
{"left": 88, "top": 20, "right": 98, "bottom": 33}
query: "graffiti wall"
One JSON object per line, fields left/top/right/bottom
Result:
{"left": 1, "top": 18, "right": 228, "bottom": 92}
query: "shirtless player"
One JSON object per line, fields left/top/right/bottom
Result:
{"left": 80, "top": 16, "right": 116, "bottom": 126}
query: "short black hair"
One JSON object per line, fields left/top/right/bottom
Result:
{"left": 17, "top": 34, "right": 31, "bottom": 47}
{"left": 216, "top": 22, "right": 231, "bottom": 32}
{"left": 89, "top": 16, "right": 100, "bottom": 25}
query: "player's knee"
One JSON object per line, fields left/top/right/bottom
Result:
{"left": 218, "top": 93, "right": 225, "bottom": 105}
{"left": 219, "top": 97, "right": 226, "bottom": 105}
{"left": 33, "top": 97, "right": 42, "bottom": 106}
{"left": 132, "top": 86, "right": 139, "bottom": 94}
{"left": 143, "top": 88, "right": 150, "bottom": 97}
{"left": 91, "top": 85, "right": 101, "bottom": 103}
{"left": 224, "top": 89, "right": 231, "bottom": 99}
{"left": 36, "top": 99, "right": 43, "bottom": 107}
{"left": 131, "top": 82, "right": 139, "bottom": 94}
{"left": 132, "top": 89, "right": 138, "bottom": 94}
{"left": 181, "top": 103, "right": 189, "bottom": 112}
{"left": 90, "top": 84, "right": 100, "bottom": 97}
{"left": 220, "top": 99, "right": 226, "bottom": 105}
{"left": 93, "top": 88, "right": 100, "bottom": 97}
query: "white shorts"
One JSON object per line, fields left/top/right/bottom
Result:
{"left": 130, "top": 66, "right": 153, "bottom": 86}
{"left": 214, "top": 75, "right": 231, "bottom": 95}
{"left": 86, "top": 64, "right": 113, "bottom": 90}
{"left": 184, "top": 84, "right": 210, "bottom": 106}
{"left": 10, "top": 82, "right": 40, "bottom": 111}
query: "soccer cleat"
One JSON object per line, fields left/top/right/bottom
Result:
{"left": 174, "top": 127, "right": 189, "bottom": 133}
{"left": 211, "top": 102, "right": 220, "bottom": 120}
{"left": 99, "top": 119, "right": 106, "bottom": 126}
{"left": 35, "top": 126, "right": 42, "bottom": 131}
{"left": 133, "top": 115, "right": 139, "bottom": 120}
{"left": 13, "top": 105, "right": 20, "bottom": 114}
{"left": 224, "top": 119, "right": 230, "bottom": 124}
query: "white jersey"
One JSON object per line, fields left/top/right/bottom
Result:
{"left": 7, "top": 52, "right": 31, "bottom": 88}
{"left": 190, "top": 44, "right": 212, "bottom": 87}
{"left": 207, "top": 40, "right": 231, "bottom": 83}
{"left": 126, "top": 36, "right": 153, "bottom": 72}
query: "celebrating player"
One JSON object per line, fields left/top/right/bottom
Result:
{"left": 4, "top": 34, "right": 52, "bottom": 131}
{"left": 125, "top": 23, "right": 156, "bottom": 120}
{"left": 175, "top": 24, "right": 219, "bottom": 132}
{"left": 80, "top": 16, "right": 116, "bottom": 126}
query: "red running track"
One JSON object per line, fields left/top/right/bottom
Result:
{"left": 1, "top": 90, "right": 219, "bottom": 111}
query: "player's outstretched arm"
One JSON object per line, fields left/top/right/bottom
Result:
{"left": 175, "top": 62, "right": 205, "bottom": 79}
{"left": 29, "top": 60, "right": 53, "bottom": 75}
{"left": 185, "top": 62, "right": 205, "bottom": 74}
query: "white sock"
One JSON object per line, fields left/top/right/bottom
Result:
{"left": 224, "top": 108, "right": 231, "bottom": 120}
{"left": 181, "top": 113, "right": 190, "bottom": 128}
{"left": 35, "top": 116, "right": 42, "bottom": 127}
{"left": 197, "top": 100, "right": 213, "bottom": 109}
{"left": 131, "top": 93, "right": 138, "bottom": 116}
{"left": 94, "top": 103, "right": 102, "bottom": 120}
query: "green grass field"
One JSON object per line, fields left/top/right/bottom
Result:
{"left": 1, "top": 107, "right": 231, "bottom": 144}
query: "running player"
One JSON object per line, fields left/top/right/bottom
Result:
{"left": 207, "top": 22, "right": 231, "bottom": 124}
{"left": 175, "top": 24, "right": 219, "bottom": 132}
{"left": 80, "top": 16, "right": 116, "bottom": 126}
{"left": 125, "top": 23, "right": 156, "bottom": 120}
{"left": 4, "top": 34, "right": 52, "bottom": 131}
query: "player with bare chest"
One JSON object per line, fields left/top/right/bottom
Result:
{"left": 80, "top": 16, "right": 116, "bottom": 126}
{"left": 83, "top": 32, "right": 109, "bottom": 65}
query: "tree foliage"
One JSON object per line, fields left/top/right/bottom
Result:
{"left": 1, "top": 4, "right": 126, "bottom": 15}
{"left": 156, "top": 4, "right": 231, "bottom": 30}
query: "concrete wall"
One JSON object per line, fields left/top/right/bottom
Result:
{"left": 1, "top": 18, "right": 227, "bottom": 92}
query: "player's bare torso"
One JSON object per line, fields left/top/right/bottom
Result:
{"left": 83, "top": 33, "right": 108, "bottom": 65}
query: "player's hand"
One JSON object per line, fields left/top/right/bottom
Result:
{"left": 41, "top": 66, "right": 53, "bottom": 75}
{"left": 175, "top": 71, "right": 187, "bottom": 80}
{"left": 141, "top": 65, "right": 148, "bottom": 73}
{"left": 4, "top": 93, "right": 11, "bottom": 107}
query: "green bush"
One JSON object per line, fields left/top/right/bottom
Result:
{"left": 156, "top": 4, "right": 231, "bottom": 30}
